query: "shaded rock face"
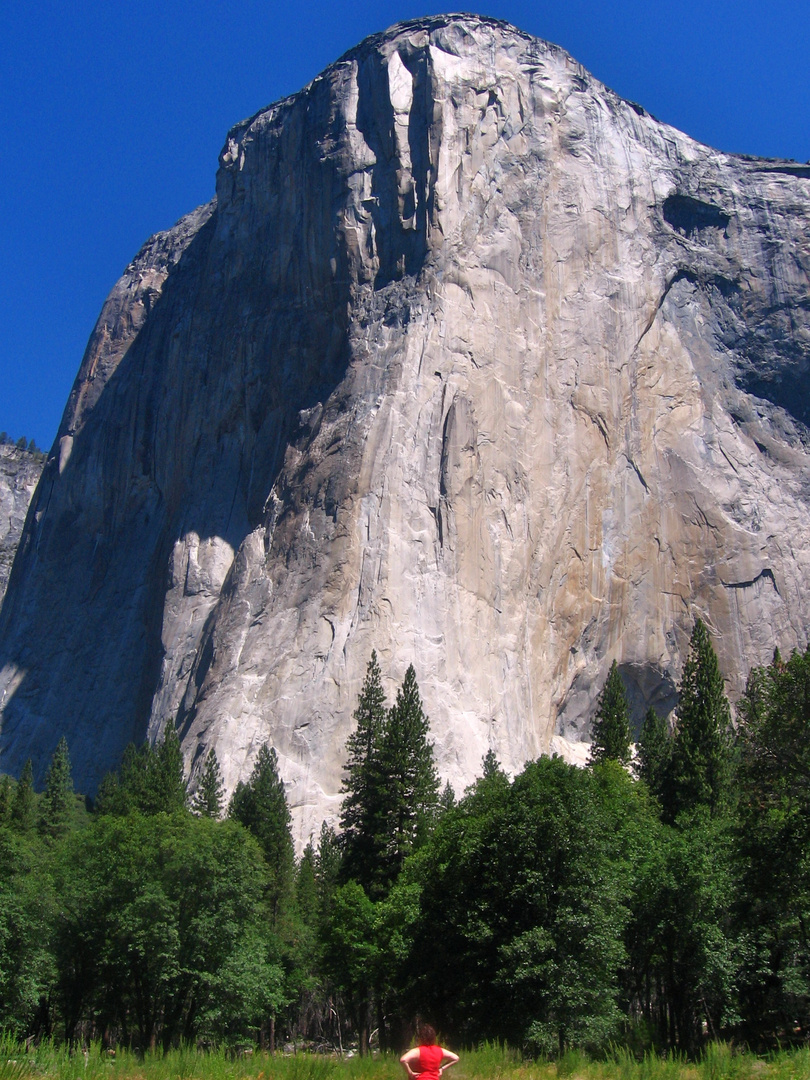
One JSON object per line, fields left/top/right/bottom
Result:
{"left": 0, "top": 447, "right": 43, "bottom": 609}
{"left": 2, "top": 14, "right": 810, "bottom": 842}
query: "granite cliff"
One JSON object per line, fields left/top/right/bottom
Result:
{"left": 2, "top": 15, "right": 809, "bottom": 842}
{"left": 0, "top": 445, "right": 44, "bottom": 610}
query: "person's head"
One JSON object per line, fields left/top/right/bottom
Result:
{"left": 417, "top": 1022, "right": 437, "bottom": 1046}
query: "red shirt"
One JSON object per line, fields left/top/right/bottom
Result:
{"left": 418, "top": 1045, "right": 444, "bottom": 1080}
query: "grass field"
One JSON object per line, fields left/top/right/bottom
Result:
{"left": 2, "top": 1041, "right": 810, "bottom": 1080}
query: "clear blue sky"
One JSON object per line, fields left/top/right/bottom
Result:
{"left": 1, "top": 0, "right": 808, "bottom": 450}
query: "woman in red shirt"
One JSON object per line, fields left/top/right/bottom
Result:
{"left": 400, "top": 1024, "right": 459, "bottom": 1080}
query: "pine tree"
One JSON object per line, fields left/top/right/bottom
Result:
{"left": 376, "top": 664, "right": 440, "bottom": 888}
{"left": 93, "top": 730, "right": 187, "bottom": 816}
{"left": 589, "top": 660, "right": 632, "bottom": 766}
{"left": 11, "top": 759, "right": 36, "bottom": 831}
{"left": 146, "top": 725, "right": 187, "bottom": 814}
{"left": 339, "top": 651, "right": 389, "bottom": 891}
{"left": 296, "top": 842, "right": 320, "bottom": 929}
{"left": 229, "top": 744, "right": 294, "bottom": 919}
{"left": 439, "top": 780, "right": 457, "bottom": 813}
{"left": 665, "top": 618, "right": 732, "bottom": 821}
{"left": 0, "top": 775, "right": 13, "bottom": 822}
{"left": 482, "top": 748, "right": 502, "bottom": 779}
{"left": 115, "top": 742, "right": 148, "bottom": 812}
{"left": 636, "top": 705, "right": 671, "bottom": 800}
{"left": 41, "top": 736, "right": 73, "bottom": 836}
{"left": 192, "top": 749, "right": 225, "bottom": 818}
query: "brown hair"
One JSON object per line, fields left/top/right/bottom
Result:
{"left": 417, "top": 1022, "right": 437, "bottom": 1046}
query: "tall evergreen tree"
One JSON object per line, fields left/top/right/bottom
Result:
{"left": 636, "top": 705, "right": 671, "bottom": 800}
{"left": 192, "top": 749, "right": 225, "bottom": 818}
{"left": 147, "top": 725, "right": 187, "bottom": 814}
{"left": 41, "top": 736, "right": 73, "bottom": 836}
{"left": 11, "top": 759, "right": 36, "bottom": 831}
{"left": 736, "top": 645, "right": 810, "bottom": 1040}
{"left": 439, "top": 780, "right": 457, "bottom": 813}
{"left": 377, "top": 664, "right": 440, "bottom": 888}
{"left": 315, "top": 822, "right": 342, "bottom": 927}
{"left": 339, "top": 652, "right": 389, "bottom": 892}
{"left": 229, "top": 744, "right": 294, "bottom": 918}
{"left": 664, "top": 618, "right": 732, "bottom": 821}
{"left": 0, "top": 776, "right": 13, "bottom": 823}
{"left": 94, "top": 729, "right": 187, "bottom": 816}
{"left": 481, "top": 748, "right": 502, "bottom": 779}
{"left": 589, "top": 660, "right": 632, "bottom": 766}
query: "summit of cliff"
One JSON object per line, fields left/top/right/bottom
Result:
{"left": 1, "top": 15, "right": 809, "bottom": 844}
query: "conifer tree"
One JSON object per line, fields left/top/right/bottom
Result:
{"left": 665, "top": 618, "right": 732, "bottom": 820}
{"left": 636, "top": 705, "right": 671, "bottom": 800}
{"left": 229, "top": 744, "right": 294, "bottom": 918}
{"left": 315, "top": 821, "right": 342, "bottom": 926}
{"left": 589, "top": 660, "right": 632, "bottom": 766}
{"left": 377, "top": 664, "right": 440, "bottom": 886}
{"left": 736, "top": 644, "right": 810, "bottom": 1036}
{"left": 94, "top": 729, "right": 187, "bottom": 816}
{"left": 439, "top": 780, "right": 457, "bottom": 813}
{"left": 0, "top": 776, "right": 13, "bottom": 822}
{"left": 482, "top": 748, "right": 502, "bottom": 779}
{"left": 41, "top": 736, "right": 73, "bottom": 836}
{"left": 339, "top": 651, "right": 389, "bottom": 891}
{"left": 94, "top": 764, "right": 127, "bottom": 815}
{"left": 11, "top": 759, "right": 36, "bottom": 831}
{"left": 147, "top": 725, "right": 187, "bottom": 814}
{"left": 296, "top": 842, "right": 320, "bottom": 929}
{"left": 192, "top": 749, "right": 225, "bottom": 818}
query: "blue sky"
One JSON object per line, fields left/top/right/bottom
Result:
{"left": 2, "top": 0, "right": 808, "bottom": 450}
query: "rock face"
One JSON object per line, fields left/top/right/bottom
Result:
{"left": 1, "top": 15, "right": 810, "bottom": 842}
{"left": 0, "top": 446, "right": 43, "bottom": 609}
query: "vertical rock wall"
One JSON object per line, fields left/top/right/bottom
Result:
{"left": 0, "top": 446, "right": 43, "bottom": 609}
{"left": 1, "top": 16, "right": 809, "bottom": 843}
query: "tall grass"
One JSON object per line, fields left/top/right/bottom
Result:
{"left": 1, "top": 1040, "right": 809, "bottom": 1080}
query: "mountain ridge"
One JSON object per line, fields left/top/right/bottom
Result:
{"left": 1, "top": 15, "right": 808, "bottom": 845}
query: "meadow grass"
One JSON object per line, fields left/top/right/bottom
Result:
{"left": 1, "top": 1039, "right": 809, "bottom": 1080}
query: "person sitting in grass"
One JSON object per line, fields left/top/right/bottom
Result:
{"left": 400, "top": 1023, "right": 459, "bottom": 1080}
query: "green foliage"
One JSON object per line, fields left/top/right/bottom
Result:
{"left": 339, "top": 656, "right": 439, "bottom": 900}
{"left": 481, "top": 748, "right": 503, "bottom": 779}
{"left": 439, "top": 779, "right": 457, "bottom": 812}
{"left": 0, "top": 777, "right": 13, "bottom": 823}
{"left": 636, "top": 705, "right": 672, "bottom": 800}
{"left": 7, "top": 626, "right": 810, "bottom": 1057}
{"left": 5, "top": 1037, "right": 810, "bottom": 1080}
{"left": 645, "top": 813, "right": 738, "bottom": 1052}
{"left": 405, "top": 755, "right": 628, "bottom": 1054}
{"left": 95, "top": 727, "right": 187, "bottom": 816}
{"left": 735, "top": 645, "right": 810, "bottom": 1042}
{"left": 665, "top": 619, "right": 732, "bottom": 821}
{"left": 228, "top": 744, "right": 294, "bottom": 919}
{"left": 376, "top": 664, "right": 440, "bottom": 887}
{"left": 589, "top": 660, "right": 632, "bottom": 766}
{"left": 41, "top": 737, "right": 73, "bottom": 838}
{"left": 11, "top": 760, "right": 37, "bottom": 832}
{"left": 192, "top": 749, "right": 225, "bottom": 819}
{"left": 339, "top": 651, "right": 389, "bottom": 894}
{"left": 315, "top": 821, "right": 342, "bottom": 922}
{"left": 52, "top": 811, "right": 277, "bottom": 1047}
{"left": 322, "top": 881, "right": 380, "bottom": 1053}
{"left": 0, "top": 827, "right": 55, "bottom": 1036}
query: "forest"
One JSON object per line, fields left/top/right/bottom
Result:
{"left": 0, "top": 619, "right": 809, "bottom": 1059}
